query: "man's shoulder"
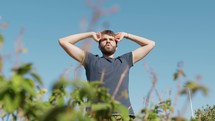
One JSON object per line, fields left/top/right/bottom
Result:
{"left": 83, "top": 51, "right": 100, "bottom": 66}
{"left": 119, "top": 52, "right": 132, "bottom": 58}
{"left": 85, "top": 51, "right": 99, "bottom": 57}
{"left": 118, "top": 52, "right": 133, "bottom": 67}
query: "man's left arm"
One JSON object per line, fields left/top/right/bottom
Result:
{"left": 115, "top": 32, "right": 155, "bottom": 64}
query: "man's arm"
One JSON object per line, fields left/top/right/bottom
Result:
{"left": 115, "top": 32, "right": 155, "bottom": 64}
{"left": 58, "top": 32, "right": 100, "bottom": 64}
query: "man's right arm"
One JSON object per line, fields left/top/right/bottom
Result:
{"left": 58, "top": 32, "right": 98, "bottom": 64}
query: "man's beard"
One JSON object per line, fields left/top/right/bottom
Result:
{"left": 100, "top": 45, "right": 116, "bottom": 56}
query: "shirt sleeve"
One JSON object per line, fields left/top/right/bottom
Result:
{"left": 83, "top": 51, "right": 97, "bottom": 68}
{"left": 120, "top": 52, "right": 134, "bottom": 68}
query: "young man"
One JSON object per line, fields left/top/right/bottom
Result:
{"left": 59, "top": 30, "right": 155, "bottom": 117}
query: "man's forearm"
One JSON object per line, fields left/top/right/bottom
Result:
{"left": 59, "top": 32, "right": 93, "bottom": 44}
{"left": 125, "top": 33, "right": 155, "bottom": 47}
{"left": 124, "top": 32, "right": 155, "bottom": 63}
{"left": 59, "top": 32, "right": 95, "bottom": 63}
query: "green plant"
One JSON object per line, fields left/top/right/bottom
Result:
{"left": 195, "top": 105, "right": 215, "bottom": 121}
{"left": 0, "top": 32, "right": 211, "bottom": 121}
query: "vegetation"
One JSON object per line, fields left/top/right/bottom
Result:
{"left": 195, "top": 105, "right": 215, "bottom": 121}
{"left": 0, "top": 2, "right": 213, "bottom": 120}
{"left": 0, "top": 60, "right": 129, "bottom": 121}
{"left": 0, "top": 52, "right": 212, "bottom": 121}
{"left": 0, "top": 25, "right": 213, "bottom": 121}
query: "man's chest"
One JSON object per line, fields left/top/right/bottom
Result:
{"left": 92, "top": 58, "right": 128, "bottom": 73}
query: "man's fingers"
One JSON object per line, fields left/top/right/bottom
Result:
{"left": 115, "top": 34, "right": 120, "bottom": 39}
{"left": 94, "top": 32, "right": 100, "bottom": 42}
{"left": 96, "top": 32, "right": 101, "bottom": 39}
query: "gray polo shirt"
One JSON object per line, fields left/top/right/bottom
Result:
{"left": 83, "top": 52, "right": 134, "bottom": 115}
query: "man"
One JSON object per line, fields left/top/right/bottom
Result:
{"left": 59, "top": 30, "right": 155, "bottom": 117}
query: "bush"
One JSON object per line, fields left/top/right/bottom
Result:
{"left": 195, "top": 105, "right": 215, "bottom": 121}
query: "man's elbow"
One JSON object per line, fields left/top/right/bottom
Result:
{"left": 150, "top": 41, "right": 155, "bottom": 48}
{"left": 58, "top": 38, "right": 64, "bottom": 46}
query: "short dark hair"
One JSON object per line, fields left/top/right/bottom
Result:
{"left": 101, "top": 30, "right": 115, "bottom": 36}
{"left": 99, "top": 30, "right": 118, "bottom": 45}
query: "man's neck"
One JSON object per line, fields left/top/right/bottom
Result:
{"left": 102, "top": 54, "right": 114, "bottom": 58}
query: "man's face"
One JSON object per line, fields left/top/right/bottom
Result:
{"left": 99, "top": 34, "right": 117, "bottom": 56}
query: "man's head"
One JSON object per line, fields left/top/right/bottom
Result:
{"left": 98, "top": 30, "right": 118, "bottom": 56}
{"left": 98, "top": 30, "right": 118, "bottom": 45}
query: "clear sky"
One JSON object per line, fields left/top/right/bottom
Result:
{"left": 1, "top": 0, "right": 215, "bottom": 118}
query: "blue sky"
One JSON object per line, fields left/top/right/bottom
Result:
{"left": 1, "top": 0, "right": 215, "bottom": 118}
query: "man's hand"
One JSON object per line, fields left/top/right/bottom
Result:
{"left": 115, "top": 32, "right": 128, "bottom": 42}
{"left": 92, "top": 32, "right": 101, "bottom": 42}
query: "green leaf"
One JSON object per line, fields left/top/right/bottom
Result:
{"left": 114, "top": 103, "right": 129, "bottom": 120}
{"left": 52, "top": 77, "right": 69, "bottom": 90}
{"left": 173, "top": 72, "right": 178, "bottom": 80}
{"left": 91, "top": 103, "right": 111, "bottom": 111}
{"left": 56, "top": 96, "right": 64, "bottom": 106}
{"left": 11, "top": 74, "right": 22, "bottom": 93}
{"left": 3, "top": 93, "right": 19, "bottom": 113}
{"left": 49, "top": 95, "right": 56, "bottom": 104}
{"left": 173, "top": 70, "right": 186, "bottom": 80}
{"left": 72, "top": 80, "right": 95, "bottom": 100}
{"left": 30, "top": 72, "right": 43, "bottom": 85}
{"left": 12, "top": 63, "right": 32, "bottom": 75}
{"left": 0, "top": 34, "right": 3, "bottom": 46}
{"left": 0, "top": 57, "right": 3, "bottom": 71}
{"left": 199, "top": 86, "right": 208, "bottom": 96}
{"left": 0, "top": 81, "right": 9, "bottom": 99}
{"left": 22, "top": 79, "right": 36, "bottom": 96}
{"left": 0, "top": 75, "right": 4, "bottom": 81}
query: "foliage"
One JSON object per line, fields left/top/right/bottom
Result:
{"left": 195, "top": 105, "right": 215, "bottom": 121}
{"left": 180, "top": 81, "right": 208, "bottom": 96}
{"left": 0, "top": 62, "right": 130, "bottom": 120}
{"left": 137, "top": 99, "right": 173, "bottom": 121}
{"left": 0, "top": 23, "right": 127, "bottom": 120}
{"left": 0, "top": 34, "right": 3, "bottom": 47}
{"left": 0, "top": 60, "right": 131, "bottom": 120}
{"left": 0, "top": 18, "right": 212, "bottom": 121}
{"left": 0, "top": 63, "right": 50, "bottom": 121}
